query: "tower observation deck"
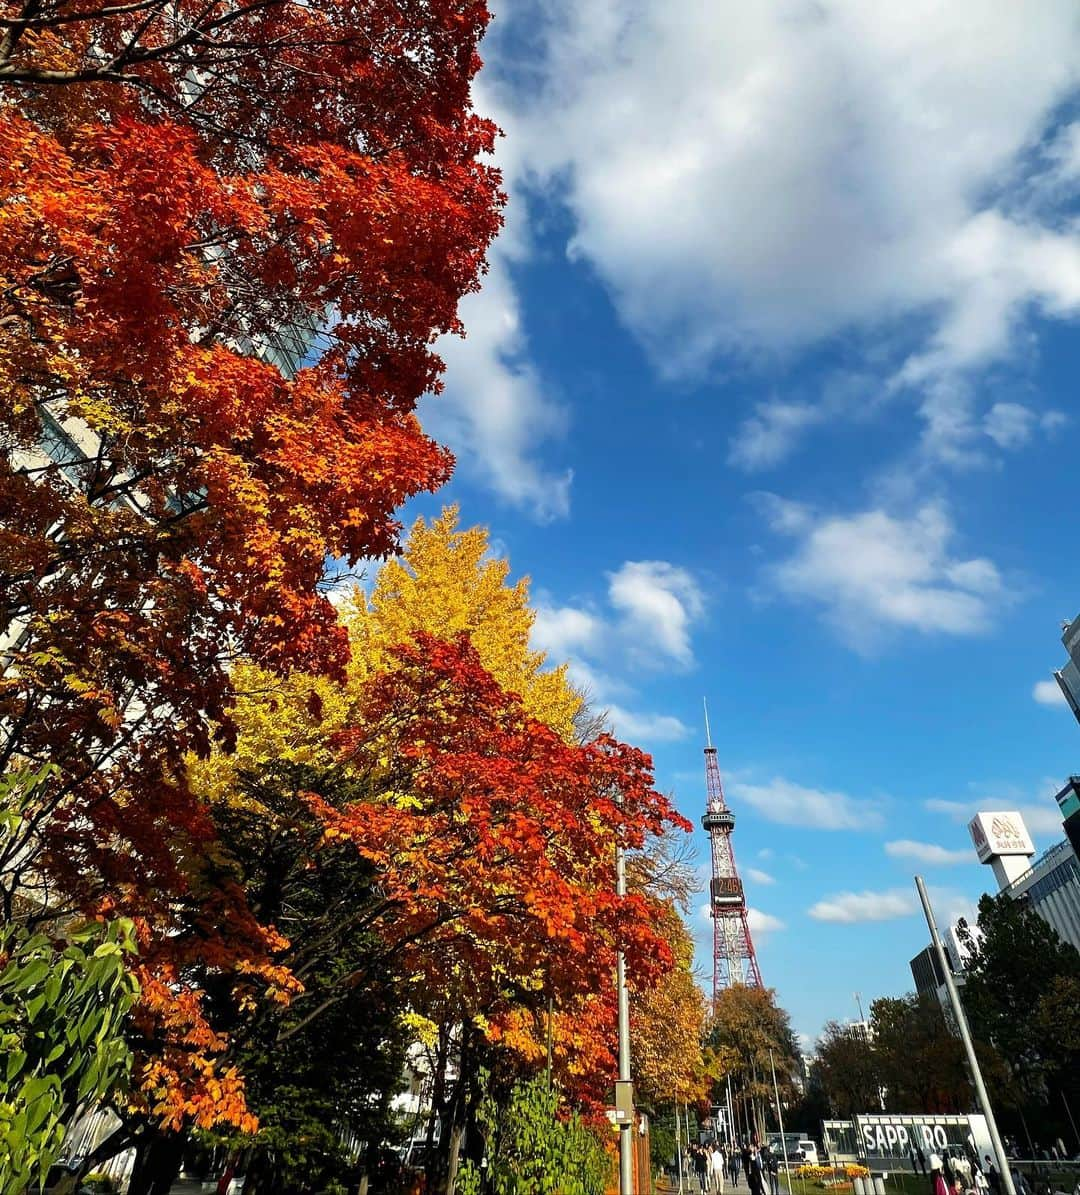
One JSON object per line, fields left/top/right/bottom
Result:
{"left": 701, "top": 708, "right": 762, "bottom": 1002}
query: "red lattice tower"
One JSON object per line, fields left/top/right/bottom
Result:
{"left": 701, "top": 710, "right": 762, "bottom": 1001}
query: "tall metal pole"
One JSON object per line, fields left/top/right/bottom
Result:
{"left": 770, "top": 1049, "right": 794, "bottom": 1195}
{"left": 675, "top": 1100, "right": 685, "bottom": 1193}
{"left": 914, "top": 876, "right": 1016, "bottom": 1195}
{"left": 616, "top": 833, "right": 634, "bottom": 1194}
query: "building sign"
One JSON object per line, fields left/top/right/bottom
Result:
{"left": 847, "top": 1116, "right": 992, "bottom": 1167}
{"left": 968, "top": 811, "right": 1035, "bottom": 863}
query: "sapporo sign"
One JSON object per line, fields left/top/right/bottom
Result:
{"left": 968, "top": 811, "right": 1035, "bottom": 864}
{"left": 854, "top": 1115, "right": 991, "bottom": 1163}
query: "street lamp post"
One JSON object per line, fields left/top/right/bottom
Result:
{"left": 615, "top": 826, "right": 634, "bottom": 1194}
{"left": 769, "top": 1048, "right": 794, "bottom": 1195}
{"left": 914, "top": 876, "right": 1016, "bottom": 1195}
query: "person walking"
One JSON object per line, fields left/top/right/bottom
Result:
{"left": 747, "top": 1140, "right": 766, "bottom": 1195}
{"left": 709, "top": 1142, "right": 726, "bottom": 1195}
{"left": 984, "top": 1157, "right": 1001, "bottom": 1195}
{"left": 730, "top": 1144, "right": 742, "bottom": 1188}
{"left": 931, "top": 1155, "right": 950, "bottom": 1195}
{"left": 694, "top": 1144, "right": 709, "bottom": 1194}
{"left": 763, "top": 1144, "right": 780, "bottom": 1195}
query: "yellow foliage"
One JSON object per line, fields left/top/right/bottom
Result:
{"left": 344, "top": 506, "right": 581, "bottom": 740}
{"left": 630, "top": 902, "right": 706, "bottom": 1103}
{"left": 191, "top": 505, "right": 582, "bottom": 810}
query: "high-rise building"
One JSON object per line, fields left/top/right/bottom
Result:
{"left": 1056, "top": 776, "right": 1080, "bottom": 856}
{"left": 1054, "top": 613, "right": 1080, "bottom": 724}
{"left": 910, "top": 922, "right": 972, "bottom": 1007}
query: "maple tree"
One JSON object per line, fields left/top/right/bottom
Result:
{"left": 1, "top": 0, "right": 501, "bottom": 1149}
{"left": 181, "top": 629, "right": 684, "bottom": 1191}
{"left": 312, "top": 634, "right": 687, "bottom": 1185}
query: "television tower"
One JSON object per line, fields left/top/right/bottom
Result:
{"left": 701, "top": 701, "right": 762, "bottom": 1002}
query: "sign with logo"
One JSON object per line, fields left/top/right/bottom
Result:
{"left": 852, "top": 1115, "right": 992, "bottom": 1167}
{"left": 968, "top": 811, "right": 1035, "bottom": 863}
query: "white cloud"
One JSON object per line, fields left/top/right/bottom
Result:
{"left": 1033, "top": 679, "right": 1068, "bottom": 707}
{"left": 747, "top": 908, "right": 786, "bottom": 937}
{"left": 729, "top": 400, "right": 826, "bottom": 471}
{"left": 607, "top": 560, "right": 705, "bottom": 668}
{"left": 604, "top": 703, "right": 690, "bottom": 743}
{"left": 983, "top": 402, "right": 1037, "bottom": 450}
{"left": 746, "top": 867, "right": 776, "bottom": 886}
{"left": 808, "top": 888, "right": 917, "bottom": 924}
{"left": 924, "top": 795, "right": 1065, "bottom": 836}
{"left": 728, "top": 776, "right": 884, "bottom": 831}
{"left": 531, "top": 561, "right": 701, "bottom": 744}
{"left": 760, "top": 498, "right": 1010, "bottom": 648}
{"left": 531, "top": 603, "right": 605, "bottom": 660}
{"left": 489, "top": 1, "right": 1080, "bottom": 460}
{"left": 884, "top": 840, "right": 971, "bottom": 866}
{"left": 430, "top": 249, "right": 572, "bottom": 520}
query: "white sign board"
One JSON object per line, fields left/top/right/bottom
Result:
{"left": 968, "top": 811, "right": 1035, "bottom": 863}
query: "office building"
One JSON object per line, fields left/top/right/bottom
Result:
{"left": 910, "top": 922, "right": 971, "bottom": 1007}
{"left": 1054, "top": 613, "right": 1080, "bottom": 724}
{"left": 1056, "top": 776, "right": 1080, "bottom": 856}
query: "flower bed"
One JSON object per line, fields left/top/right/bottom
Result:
{"left": 792, "top": 1164, "right": 871, "bottom": 1186}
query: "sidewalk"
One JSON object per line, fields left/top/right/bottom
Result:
{"left": 656, "top": 1174, "right": 757, "bottom": 1195}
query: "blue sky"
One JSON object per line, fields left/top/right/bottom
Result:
{"left": 398, "top": 1, "right": 1080, "bottom": 1045}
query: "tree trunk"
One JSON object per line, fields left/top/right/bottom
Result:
{"left": 127, "top": 1130, "right": 187, "bottom": 1195}
{"left": 424, "top": 1024, "right": 451, "bottom": 1195}
{"left": 443, "top": 1025, "right": 474, "bottom": 1195}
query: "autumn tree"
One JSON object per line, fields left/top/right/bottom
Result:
{"left": 870, "top": 995, "right": 970, "bottom": 1114}
{"left": 177, "top": 515, "right": 688, "bottom": 1189}
{"left": 959, "top": 894, "right": 1080, "bottom": 1146}
{"left": 813, "top": 1021, "right": 883, "bottom": 1118}
{"left": 316, "top": 634, "right": 686, "bottom": 1188}
{"left": 629, "top": 830, "right": 706, "bottom": 1108}
{"left": 707, "top": 986, "right": 800, "bottom": 1140}
{"left": 2, "top": 0, "right": 502, "bottom": 1150}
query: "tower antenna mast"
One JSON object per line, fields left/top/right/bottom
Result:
{"left": 701, "top": 705, "right": 762, "bottom": 1002}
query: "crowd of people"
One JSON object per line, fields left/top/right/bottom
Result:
{"left": 678, "top": 1136, "right": 781, "bottom": 1195}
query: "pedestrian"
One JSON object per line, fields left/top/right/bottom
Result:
{"left": 931, "top": 1155, "right": 950, "bottom": 1195}
{"left": 730, "top": 1144, "right": 742, "bottom": 1187}
{"left": 694, "top": 1144, "right": 709, "bottom": 1194}
{"left": 764, "top": 1145, "right": 780, "bottom": 1195}
{"left": 984, "top": 1156, "right": 1001, "bottom": 1195}
{"left": 710, "top": 1141, "right": 727, "bottom": 1195}
{"left": 742, "top": 1141, "right": 752, "bottom": 1184}
{"left": 747, "top": 1139, "right": 766, "bottom": 1195}
{"left": 974, "top": 1166, "right": 990, "bottom": 1195}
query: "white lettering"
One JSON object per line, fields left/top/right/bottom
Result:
{"left": 934, "top": 1127, "right": 948, "bottom": 1149}
{"left": 884, "top": 1126, "right": 899, "bottom": 1150}
{"left": 921, "top": 1126, "right": 935, "bottom": 1150}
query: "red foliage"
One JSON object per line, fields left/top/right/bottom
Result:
{"left": 1, "top": 0, "right": 501, "bottom": 1131}
{"left": 312, "top": 633, "right": 692, "bottom": 1104}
